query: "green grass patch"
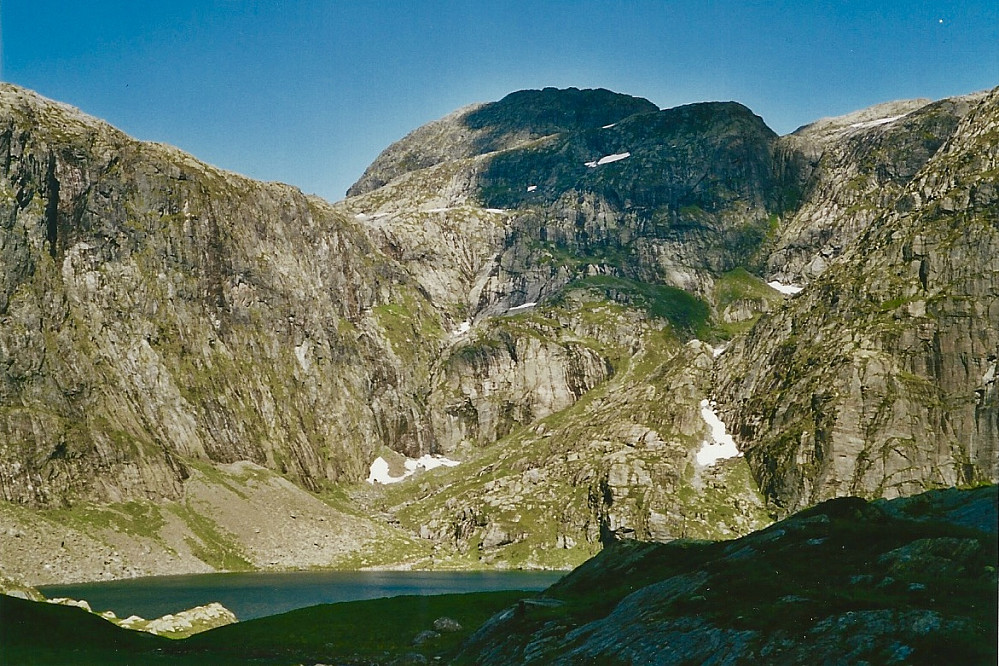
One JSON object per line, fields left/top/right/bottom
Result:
{"left": 0, "top": 593, "right": 183, "bottom": 665}
{"left": 180, "top": 590, "right": 533, "bottom": 663}
{"left": 44, "top": 500, "right": 167, "bottom": 542}
{"left": 714, "top": 267, "right": 779, "bottom": 310}
{"left": 167, "top": 504, "right": 254, "bottom": 572}
{"left": 567, "top": 275, "right": 711, "bottom": 339}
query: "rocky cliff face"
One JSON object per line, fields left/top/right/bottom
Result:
{"left": 716, "top": 88, "right": 999, "bottom": 514}
{"left": 335, "top": 91, "right": 790, "bottom": 566}
{"left": 767, "top": 95, "right": 985, "bottom": 284}
{"left": 0, "top": 84, "right": 451, "bottom": 506}
{"left": 1, "top": 81, "right": 995, "bottom": 580}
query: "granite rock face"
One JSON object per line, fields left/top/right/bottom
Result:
{"left": 768, "top": 94, "right": 985, "bottom": 284}
{"left": 716, "top": 88, "right": 999, "bottom": 514}
{"left": 0, "top": 81, "right": 996, "bottom": 578}
{"left": 0, "top": 83, "right": 443, "bottom": 505}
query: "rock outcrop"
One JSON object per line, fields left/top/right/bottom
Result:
{"left": 120, "top": 601, "right": 237, "bottom": 637}
{"left": 454, "top": 486, "right": 998, "bottom": 665}
{"left": 768, "top": 94, "right": 986, "bottom": 284}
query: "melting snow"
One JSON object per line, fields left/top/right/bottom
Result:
{"left": 507, "top": 301, "right": 537, "bottom": 312}
{"left": 849, "top": 115, "right": 904, "bottom": 129}
{"left": 452, "top": 320, "right": 471, "bottom": 337}
{"left": 366, "top": 457, "right": 398, "bottom": 484}
{"left": 294, "top": 341, "right": 311, "bottom": 371}
{"left": 696, "top": 399, "right": 742, "bottom": 466}
{"left": 767, "top": 280, "right": 803, "bottom": 295}
{"left": 527, "top": 185, "right": 538, "bottom": 192}
{"left": 367, "top": 454, "right": 460, "bottom": 485}
{"left": 585, "top": 152, "right": 631, "bottom": 168}
{"left": 406, "top": 455, "right": 460, "bottom": 473}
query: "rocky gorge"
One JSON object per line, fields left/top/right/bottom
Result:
{"left": 0, "top": 82, "right": 996, "bottom": 586}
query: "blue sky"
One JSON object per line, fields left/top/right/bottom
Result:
{"left": 2, "top": 1, "right": 996, "bottom": 202}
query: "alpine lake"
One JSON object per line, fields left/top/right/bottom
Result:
{"left": 39, "top": 569, "right": 565, "bottom": 621}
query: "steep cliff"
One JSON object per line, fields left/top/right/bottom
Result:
{"left": 334, "top": 92, "right": 787, "bottom": 565}
{"left": 0, "top": 84, "right": 454, "bottom": 506}
{"left": 767, "top": 94, "right": 985, "bottom": 283}
{"left": 371, "top": 290, "right": 768, "bottom": 569}
{"left": 716, "top": 88, "right": 999, "bottom": 514}
{"left": 1, "top": 81, "right": 995, "bottom": 582}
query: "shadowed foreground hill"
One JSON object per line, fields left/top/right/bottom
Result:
{"left": 455, "top": 485, "right": 998, "bottom": 665}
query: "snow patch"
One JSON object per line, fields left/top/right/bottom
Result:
{"left": 983, "top": 364, "right": 996, "bottom": 385}
{"left": 294, "top": 341, "right": 311, "bottom": 371}
{"left": 585, "top": 152, "right": 631, "bottom": 168}
{"left": 367, "top": 454, "right": 460, "bottom": 485}
{"left": 696, "top": 399, "right": 742, "bottom": 467}
{"left": 452, "top": 320, "right": 471, "bottom": 337}
{"left": 602, "top": 123, "right": 617, "bottom": 129}
{"left": 425, "top": 207, "right": 450, "bottom": 213}
{"left": 354, "top": 213, "right": 368, "bottom": 220}
{"left": 507, "top": 301, "right": 537, "bottom": 312}
{"left": 366, "top": 457, "right": 398, "bottom": 484}
{"left": 405, "top": 455, "right": 461, "bottom": 473}
{"left": 485, "top": 208, "right": 506, "bottom": 214}
{"left": 527, "top": 185, "right": 538, "bottom": 192}
{"left": 767, "top": 280, "right": 803, "bottom": 295}
{"left": 712, "top": 345, "right": 727, "bottom": 358}
{"left": 849, "top": 115, "right": 904, "bottom": 129}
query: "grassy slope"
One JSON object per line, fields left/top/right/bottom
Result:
{"left": 0, "top": 593, "right": 176, "bottom": 665}
{"left": 0, "top": 590, "right": 535, "bottom": 665}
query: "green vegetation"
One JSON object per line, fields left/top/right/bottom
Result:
{"left": 372, "top": 285, "right": 445, "bottom": 367}
{"left": 0, "top": 593, "right": 179, "bottom": 665}
{"left": 183, "top": 590, "right": 529, "bottom": 662}
{"left": 44, "top": 501, "right": 167, "bottom": 542}
{"left": 0, "top": 589, "right": 540, "bottom": 665}
{"left": 714, "top": 267, "right": 778, "bottom": 311}
{"left": 711, "top": 267, "right": 784, "bottom": 337}
{"left": 167, "top": 504, "right": 254, "bottom": 572}
{"left": 566, "top": 275, "right": 712, "bottom": 339}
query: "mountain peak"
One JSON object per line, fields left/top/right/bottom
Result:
{"left": 346, "top": 87, "right": 657, "bottom": 197}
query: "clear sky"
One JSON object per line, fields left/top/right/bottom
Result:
{"left": 2, "top": 1, "right": 996, "bottom": 202}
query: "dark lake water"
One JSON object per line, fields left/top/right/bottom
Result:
{"left": 39, "top": 569, "right": 565, "bottom": 621}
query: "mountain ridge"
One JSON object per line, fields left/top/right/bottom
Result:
{"left": 0, "top": 82, "right": 995, "bottom": 582}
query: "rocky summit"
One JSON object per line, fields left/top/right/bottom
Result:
{"left": 0, "top": 82, "right": 996, "bottom": 585}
